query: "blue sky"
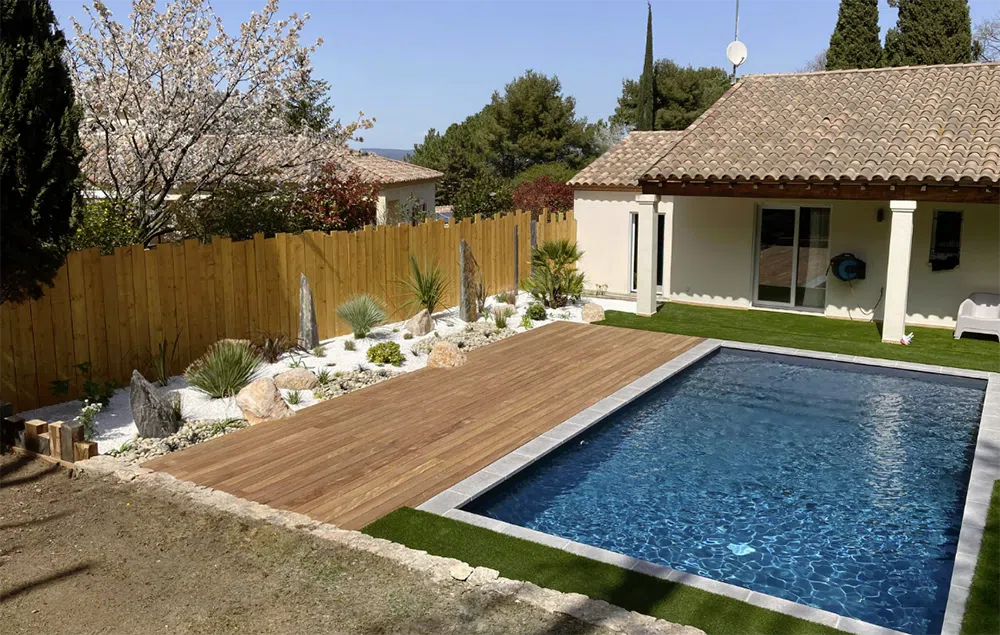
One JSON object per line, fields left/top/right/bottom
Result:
{"left": 53, "top": 0, "right": 997, "bottom": 149}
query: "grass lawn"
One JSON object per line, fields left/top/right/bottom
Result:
{"left": 599, "top": 303, "right": 999, "bottom": 372}
{"left": 961, "top": 480, "right": 1000, "bottom": 635}
{"left": 364, "top": 507, "right": 845, "bottom": 635}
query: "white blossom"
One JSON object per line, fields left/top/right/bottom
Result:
{"left": 70, "top": 0, "right": 373, "bottom": 237}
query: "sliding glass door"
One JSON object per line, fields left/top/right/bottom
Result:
{"left": 755, "top": 206, "right": 830, "bottom": 309}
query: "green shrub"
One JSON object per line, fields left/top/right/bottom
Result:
{"left": 367, "top": 341, "right": 404, "bottom": 366}
{"left": 403, "top": 332, "right": 414, "bottom": 340}
{"left": 184, "top": 340, "right": 263, "bottom": 398}
{"left": 520, "top": 313, "right": 533, "bottom": 329}
{"left": 526, "top": 303, "right": 547, "bottom": 321}
{"left": 285, "top": 389, "right": 302, "bottom": 405}
{"left": 316, "top": 369, "right": 332, "bottom": 385}
{"left": 70, "top": 198, "right": 144, "bottom": 254}
{"left": 495, "top": 291, "right": 514, "bottom": 304}
{"left": 452, "top": 173, "right": 513, "bottom": 220}
{"left": 344, "top": 339, "right": 356, "bottom": 351}
{"left": 492, "top": 305, "right": 515, "bottom": 329}
{"left": 311, "top": 345, "right": 326, "bottom": 357}
{"left": 174, "top": 179, "right": 301, "bottom": 242}
{"left": 520, "top": 240, "right": 585, "bottom": 308}
{"left": 400, "top": 255, "right": 448, "bottom": 316}
{"left": 337, "top": 295, "right": 387, "bottom": 338}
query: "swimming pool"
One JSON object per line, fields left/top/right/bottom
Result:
{"left": 463, "top": 350, "right": 985, "bottom": 635}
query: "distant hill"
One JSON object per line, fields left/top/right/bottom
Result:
{"left": 362, "top": 148, "right": 411, "bottom": 162}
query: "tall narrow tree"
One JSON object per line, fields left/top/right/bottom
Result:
{"left": 0, "top": 0, "right": 83, "bottom": 304}
{"left": 636, "top": 2, "right": 656, "bottom": 131}
{"left": 826, "top": 0, "right": 883, "bottom": 69}
{"left": 884, "top": 0, "right": 976, "bottom": 66}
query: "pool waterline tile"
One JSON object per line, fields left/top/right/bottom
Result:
{"left": 420, "top": 340, "right": 992, "bottom": 635}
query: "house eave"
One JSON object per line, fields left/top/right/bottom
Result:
{"left": 640, "top": 179, "right": 999, "bottom": 204}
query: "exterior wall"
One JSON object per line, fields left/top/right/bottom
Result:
{"left": 574, "top": 190, "right": 636, "bottom": 295}
{"left": 376, "top": 181, "right": 437, "bottom": 225}
{"left": 575, "top": 191, "right": 999, "bottom": 328}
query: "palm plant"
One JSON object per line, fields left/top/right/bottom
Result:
{"left": 400, "top": 255, "right": 449, "bottom": 316}
{"left": 184, "top": 340, "right": 263, "bottom": 399}
{"left": 521, "top": 239, "right": 585, "bottom": 308}
{"left": 337, "top": 295, "right": 387, "bottom": 338}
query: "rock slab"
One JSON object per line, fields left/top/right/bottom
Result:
{"left": 581, "top": 302, "right": 606, "bottom": 323}
{"left": 458, "top": 240, "right": 479, "bottom": 322}
{"left": 298, "top": 273, "right": 319, "bottom": 350}
{"left": 236, "top": 378, "right": 294, "bottom": 425}
{"left": 274, "top": 368, "right": 319, "bottom": 390}
{"left": 406, "top": 309, "right": 434, "bottom": 336}
{"left": 130, "top": 370, "right": 181, "bottom": 439}
{"left": 426, "top": 341, "right": 467, "bottom": 368}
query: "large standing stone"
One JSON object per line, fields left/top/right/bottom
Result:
{"left": 236, "top": 377, "right": 294, "bottom": 425}
{"left": 274, "top": 368, "right": 319, "bottom": 390}
{"left": 130, "top": 370, "right": 181, "bottom": 438}
{"left": 406, "top": 309, "right": 433, "bottom": 336}
{"left": 426, "top": 341, "right": 467, "bottom": 368}
{"left": 298, "top": 273, "right": 319, "bottom": 350}
{"left": 458, "top": 240, "right": 479, "bottom": 323}
{"left": 581, "top": 302, "right": 606, "bottom": 323}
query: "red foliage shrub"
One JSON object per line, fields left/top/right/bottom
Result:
{"left": 511, "top": 176, "right": 573, "bottom": 218}
{"left": 295, "top": 164, "right": 380, "bottom": 232}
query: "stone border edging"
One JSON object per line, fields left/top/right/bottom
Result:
{"left": 422, "top": 339, "right": 996, "bottom": 635}
{"left": 71, "top": 454, "right": 703, "bottom": 635}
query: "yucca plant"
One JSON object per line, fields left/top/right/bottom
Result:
{"left": 337, "top": 295, "right": 387, "bottom": 338}
{"left": 184, "top": 340, "right": 264, "bottom": 399}
{"left": 521, "top": 239, "right": 585, "bottom": 308}
{"left": 400, "top": 255, "right": 449, "bottom": 316}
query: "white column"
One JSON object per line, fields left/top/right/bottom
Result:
{"left": 660, "top": 195, "right": 674, "bottom": 300}
{"left": 635, "top": 194, "right": 660, "bottom": 317}
{"left": 881, "top": 200, "right": 917, "bottom": 344}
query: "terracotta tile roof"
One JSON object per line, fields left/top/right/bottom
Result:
{"left": 569, "top": 131, "right": 684, "bottom": 188}
{"left": 643, "top": 63, "right": 1000, "bottom": 186}
{"left": 333, "top": 149, "right": 443, "bottom": 185}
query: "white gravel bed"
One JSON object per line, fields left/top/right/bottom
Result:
{"left": 20, "top": 294, "right": 636, "bottom": 455}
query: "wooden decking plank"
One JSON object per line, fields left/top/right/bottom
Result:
{"left": 145, "top": 323, "right": 703, "bottom": 527}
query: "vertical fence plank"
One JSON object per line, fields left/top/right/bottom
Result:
{"left": 157, "top": 246, "right": 178, "bottom": 374}
{"left": 171, "top": 242, "right": 190, "bottom": 375}
{"left": 130, "top": 246, "right": 151, "bottom": 367}
{"left": 275, "top": 233, "right": 290, "bottom": 337}
{"left": 10, "top": 301, "right": 38, "bottom": 410}
{"left": 144, "top": 248, "right": 162, "bottom": 362}
{"left": 81, "top": 248, "right": 109, "bottom": 383}
{"left": 0, "top": 304, "right": 18, "bottom": 408}
{"left": 334, "top": 231, "right": 352, "bottom": 335}
{"left": 183, "top": 240, "right": 204, "bottom": 362}
{"left": 219, "top": 237, "right": 237, "bottom": 339}
{"left": 232, "top": 240, "right": 250, "bottom": 339}
{"left": 46, "top": 265, "right": 77, "bottom": 400}
{"left": 28, "top": 293, "right": 57, "bottom": 407}
{"left": 99, "top": 255, "right": 122, "bottom": 384}
{"left": 323, "top": 232, "right": 338, "bottom": 337}
{"left": 66, "top": 250, "right": 91, "bottom": 397}
{"left": 211, "top": 238, "right": 226, "bottom": 341}
{"left": 253, "top": 233, "right": 266, "bottom": 335}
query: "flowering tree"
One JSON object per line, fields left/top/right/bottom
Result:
{"left": 69, "top": 0, "right": 372, "bottom": 243}
{"left": 294, "top": 164, "right": 379, "bottom": 232}
{"left": 512, "top": 176, "right": 573, "bottom": 218}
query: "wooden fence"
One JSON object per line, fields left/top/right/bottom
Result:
{"left": 1, "top": 210, "right": 576, "bottom": 411}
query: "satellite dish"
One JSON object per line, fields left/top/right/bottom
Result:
{"left": 726, "top": 40, "right": 747, "bottom": 67}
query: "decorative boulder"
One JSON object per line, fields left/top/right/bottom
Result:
{"left": 581, "top": 302, "right": 606, "bottom": 324}
{"left": 236, "top": 378, "right": 294, "bottom": 425}
{"left": 426, "top": 341, "right": 467, "bottom": 368}
{"left": 129, "top": 370, "right": 181, "bottom": 439}
{"left": 274, "top": 368, "right": 319, "bottom": 390}
{"left": 406, "top": 309, "right": 433, "bottom": 336}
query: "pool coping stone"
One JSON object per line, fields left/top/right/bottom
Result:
{"left": 418, "top": 339, "right": 994, "bottom": 635}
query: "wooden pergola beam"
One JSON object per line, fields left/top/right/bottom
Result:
{"left": 641, "top": 180, "right": 999, "bottom": 204}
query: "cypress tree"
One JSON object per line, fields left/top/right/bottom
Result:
{"left": 636, "top": 2, "right": 656, "bottom": 131}
{"left": 884, "top": 0, "right": 975, "bottom": 66}
{"left": 826, "top": 0, "right": 883, "bottom": 70}
{"left": 0, "top": 0, "right": 83, "bottom": 304}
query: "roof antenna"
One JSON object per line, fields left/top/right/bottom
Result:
{"left": 726, "top": 0, "right": 747, "bottom": 83}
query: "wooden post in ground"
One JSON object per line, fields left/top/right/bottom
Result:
{"left": 458, "top": 239, "right": 478, "bottom": 322}
{"left": 513, "top": 225, "right": 519, "bottom": 292}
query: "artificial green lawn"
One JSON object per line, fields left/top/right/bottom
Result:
{"left": 363, "top": 507, "right": 844, "bottom": 635}
{"left": 961, "top": 480, "right": 1000, "bottom": 635}
{"left": 598, "top": 303, "right": 999, "bottom": 372}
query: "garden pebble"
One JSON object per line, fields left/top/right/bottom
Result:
{"left": 426, "top": 341, "right": 467, "bottom": 368}
{"left": 405, "top": 308, "right": 434, "bottom": 336}
{"left": 107, "top": 418, "right": 248, "bottom": 463}
{"left": 273, "top": 368, "right": 320, "bottom": 390}
{"left": 236, "top": 377, "right": 294, "bottom": 424}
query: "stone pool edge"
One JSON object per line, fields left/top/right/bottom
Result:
{"left": 418, "top": 340, "right": 996, "bottom": 635}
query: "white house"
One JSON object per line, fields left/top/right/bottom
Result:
{"left": 570, "top": 62, "right": 1000, "bottom": 343}
{"left": 333, "top": 150, "right": 443, "bottom": 225}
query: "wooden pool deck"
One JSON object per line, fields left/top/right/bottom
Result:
{"left": 143, "top": 322, "right": 702, "bottom": 529}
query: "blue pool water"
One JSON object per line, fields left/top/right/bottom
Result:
{"left": 464, "top": 351, "right": 985, "bottom": 635}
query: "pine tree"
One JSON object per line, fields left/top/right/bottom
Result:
{"left": 0, "top": 0, "right": 83, "bottom": 304}
{"left": 884, "top": 0, "right": 975, "bottom": 66}
{"left": 826, "top": 0, "right": 883, "bottom": 69}
{"left": 636, "top": 2, "right": 656, "bottom": 131}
